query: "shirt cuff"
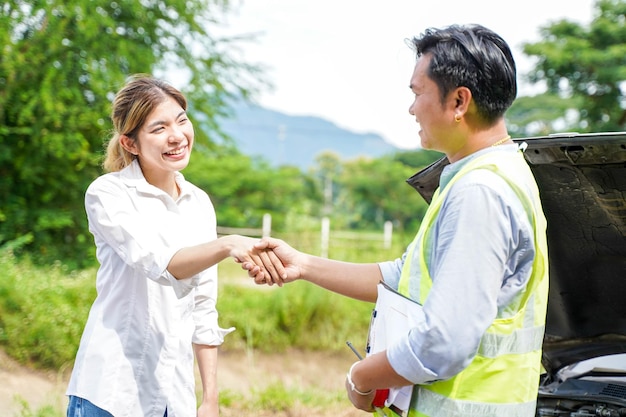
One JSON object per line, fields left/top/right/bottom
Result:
{"left": 378, "top": 260, "right": 402, "bottom": 288}
{"left": 193, "top": 326, "right": 236, "bottom": 346}
{"left": 387, "top": 331, "right": 438, "bottom": 385}
{"left": 163, "top": 269, "right": 200, "bottom": 299}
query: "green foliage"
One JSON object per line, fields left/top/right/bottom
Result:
{"left": 13, "top": 399, "right": 61, "bottom": 417}
{"left": 220, "top": 383, "right": 346, "bottom": 415}
{"left": 0, "top": 0, "right": 261, "bottom": 266}
{"left": 507, "top": 93, "right": 585, "bottom": 136}
{"left": 305, "top": 149, "right": 438, "bottom": 232}
{"left": 392, "top": 149, "right": 444, "bottom": 169}
{"left": 218, "top": 281, "right": 372, "bottom": 352}
{"left": 0, "top": 229, "right": 416, "bottom": 413}
{"left": 336, "top": 155, "right": 430, "bottom": 232}
{"left": 0, "top": 250, "right": 95, "bottom": 369}
{"left": 185, "top": 147, "right": 320, "bottom": 230}
{"left": 0, "top": 227, "right": 414, "bottom": 371}
{"left": 252, "top": 382, "right": 297, "bottom": 412}
{"left": 522, "top": 0, "right": 626, "bottom": 131}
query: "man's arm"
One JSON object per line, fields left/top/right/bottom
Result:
{"left": 244, "top": 237, "right": 382, "bottom": 302}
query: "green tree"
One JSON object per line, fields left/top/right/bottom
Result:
{"left": 310, "top": 151, "right": 343, "bottom": 218}
{"left": 184, "top": 146, "right": 320, "bottom": 232}
{"left": 506, "top": 93, "right": 585, "bottom": 136}
{"left": 0, "top": 0, "right": 262, "bottom": 266}
{"left": 336, "top": 155, "right": 429, "bottom": 231}
{"left": 522, "top": 0, "right": 626, "bottom": 131}
{"left": 392, "top": 149, "right": 443, "bottom": 169}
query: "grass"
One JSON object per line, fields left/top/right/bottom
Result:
{"left": 0, "top": 229, "right": 415, "bottom": 416}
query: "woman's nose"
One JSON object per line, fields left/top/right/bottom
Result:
{"left": 169, "top": 126, "right": 184, "bottom": 141}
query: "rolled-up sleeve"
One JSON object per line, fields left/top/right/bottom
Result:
{"left": 191, "top": 267, "right": 235, "bottom": 346}
{"left": 384, "top": 170, "right": 534, "bottom": 385}
{"left": 86, "top": 176, "right": 195, "bottom": 298}
{"left": 378, "top": 253, "right": 406, "bottom": 289}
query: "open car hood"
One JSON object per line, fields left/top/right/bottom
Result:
{"left": 406, "top": 132, "right": 626, "bottom": 375}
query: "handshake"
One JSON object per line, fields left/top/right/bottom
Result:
{"left": 231, "top": 236, "right": 298, "bottom": 287}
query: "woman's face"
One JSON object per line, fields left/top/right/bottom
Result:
{"left": 128, "top": 96, "right": 194, "bottom": 181}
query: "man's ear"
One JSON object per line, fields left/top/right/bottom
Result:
{"left": 119, "top": 135, "right": 138, "bottom": 155}
{"left": 452, "top": 86, "right": 472, "bottom": 116}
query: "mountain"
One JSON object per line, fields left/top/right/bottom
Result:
{"left": 218, "top": 103, "right": 399, "bottom": 169}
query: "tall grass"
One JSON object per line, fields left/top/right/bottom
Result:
{"left": 0, "top": 251, "right": 96, "bottom": 370}
{"left": 0, "top": 229, "right": 415, "bottom": 416}
{"left": 0, "top": 229, "right": 413, "bottom": 368}
{"left": 217, "top": 228, "right": 413, "bottom": 353}
{"left": 217, "top": 277, "right": 373, "bottom": 353}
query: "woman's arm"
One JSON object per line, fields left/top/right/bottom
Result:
{"left": 194, "top": 344, "right": 219, "bottom": 417}
{"left": 168, "top": 235, "right": 279, "bottom": 283}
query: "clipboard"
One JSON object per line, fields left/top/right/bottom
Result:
{"left": 366, "top": 281, "right": 424, "bottom": 412}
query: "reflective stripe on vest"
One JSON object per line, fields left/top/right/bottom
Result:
{"left": 409, "top": 388, "right": 538, "bottom": 417}
{"left": 398, "top": 150, "right": 549, "bottom": 417}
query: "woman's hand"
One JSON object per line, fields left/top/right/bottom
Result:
{"left": 240, "top": 237, "right": 302, "bottom": 286}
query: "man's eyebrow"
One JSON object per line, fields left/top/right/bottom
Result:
{"left": 146, "top": 111, "right": 187, "bottom": 128}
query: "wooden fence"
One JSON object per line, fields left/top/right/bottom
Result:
{"left": 217, "top": 214, "right": 394, "bottom": 258}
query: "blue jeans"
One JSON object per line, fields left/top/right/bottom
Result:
{"left": 66, "top": 397, "right": 113, "bottom": 417}
{"left": 67, "top": 396, "right": 167, "bottom": 417}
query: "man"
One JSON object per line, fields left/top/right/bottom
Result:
{"left": 245, "top": 24, "right": 549, "bottom": 417}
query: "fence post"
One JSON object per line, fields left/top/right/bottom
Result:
{"left": 321, "top": 217, "right": 330, "bottom": 258}
{"left": 262, "top": 213, "right": 272, "bottom": 237}
{"left": 384, "top": 220, "right": 393, "bottom": 249}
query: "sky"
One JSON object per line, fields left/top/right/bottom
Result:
{"left": 218, "top": 0, "right": 595, "bottom": 149}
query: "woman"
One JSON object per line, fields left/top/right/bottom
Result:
{"left": 66, "top": 75, "right": 271, "bottom": 416}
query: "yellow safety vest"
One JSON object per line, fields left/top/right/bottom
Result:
{"left": 396, "top": 150, "right": 549, "bottom": 417}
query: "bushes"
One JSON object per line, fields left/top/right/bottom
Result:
{"left": 0, "top": 251, "right": 96, "bottom": 369}
{"left": 0, "top": 227, "right": 414, "bottom": 371}
{"left": 218, "top": 280, "right": 372, "bottom": 353}
{"left": 0, "top": 248, "right": 378, "bottom": 371}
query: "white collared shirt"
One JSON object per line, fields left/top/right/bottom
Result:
{"left": 66, "top": 160, "right": 234, "bottom": 416}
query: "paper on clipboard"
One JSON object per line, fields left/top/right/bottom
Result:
{"left": 367, "top": 281, "right": 425, "bottom": 412}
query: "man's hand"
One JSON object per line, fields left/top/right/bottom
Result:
{"left": 241, "top": 237, "right": 301, "bottom": 286}
{"left": 229, "top": 235, "right": 286, "bottom": 286}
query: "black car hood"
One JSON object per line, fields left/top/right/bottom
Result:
{"left": 406, "top": 132, "right": 626, "bottom": 375}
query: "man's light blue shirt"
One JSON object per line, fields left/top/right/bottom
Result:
{"left": 379, "top": 144, "right": 536, "bottom": 384}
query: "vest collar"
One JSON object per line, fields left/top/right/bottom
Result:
{"left": 440, "top": 144, "right": 518, "bottom": 191}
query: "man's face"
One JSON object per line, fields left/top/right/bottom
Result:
{"left": 408, "top": 54, "right": 455, "bottom": 153}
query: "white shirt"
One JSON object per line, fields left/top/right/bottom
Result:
{"left": 379, "top": 144, "right": 537, "bottom": 384}
{"left": 66, "top": 160, "right": 234, "bottom": 417}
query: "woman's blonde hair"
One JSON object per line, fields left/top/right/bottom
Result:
{"left": 103, "top": 74, "right": 188, "bottom": 172}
